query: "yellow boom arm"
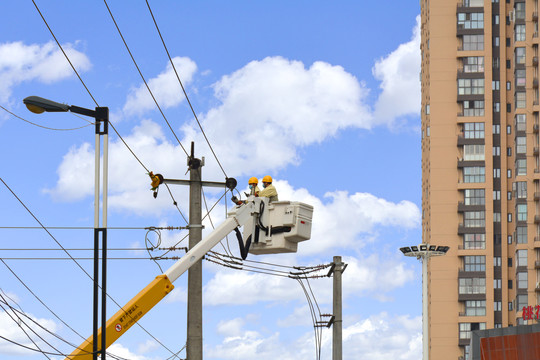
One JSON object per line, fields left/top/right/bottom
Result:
{"left": 64, "top": 198, "right": 259, "bottom": 359}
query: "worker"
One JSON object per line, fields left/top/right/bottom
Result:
{"left": 258, "top": 175, "right": 278, "bottom": 202}
{"left": 248, "top": 177, "right": 260, "bottom": 197}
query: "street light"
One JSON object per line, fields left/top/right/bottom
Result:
{"left": 400, "top": 243, "right": 449, "bottom": 360}
{"left": 23, "top": 96, "right": 109, "bottom": 360}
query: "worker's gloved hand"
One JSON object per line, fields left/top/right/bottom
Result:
{"left": 231, "top": 196, "right": 243, "bottom": 205}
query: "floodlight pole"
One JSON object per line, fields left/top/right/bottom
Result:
{"left": 400, "top": 244, "right": 448, "bottom": 360}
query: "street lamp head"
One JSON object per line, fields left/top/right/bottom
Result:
{"left": 23, "top": 96, "right": 70, "bottom": 113}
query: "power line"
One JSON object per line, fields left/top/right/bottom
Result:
{"left": 0, "top": 177, "right": 182, "bottom": 358}
{"left": 0, "top": 105, "right": 93, "bottom": 131}
{"left": 145, "top": 0, "right": 228, "bottom": 178}
{"left": 103, "top": 0, "right": 189, "bottom": 157}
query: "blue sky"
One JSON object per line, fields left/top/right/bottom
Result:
{"left": 1, "top": 1, "right": 423, "bottom": 359}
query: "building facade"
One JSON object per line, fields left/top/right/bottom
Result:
{"left": 422, "top": 0, "right": 540, "bottom": 359}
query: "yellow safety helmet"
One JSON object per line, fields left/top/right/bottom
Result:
{"left": 248, "top": 177, "right": 258, "bottom": 185}
{"left": 262, "top": 175, "right": 273, "bottom": 183}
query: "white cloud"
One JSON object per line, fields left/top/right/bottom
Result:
{"left": 206, "top": 312, "right": 421, "bottom": 360}
{"left": 107, "top": 343, "right": 153, "bottom": 360}
{"left": 202, "top": 253, "right": 414, "bottom": 306}
{"left": 181, "top": 56, "right": 372, "bottom": 177}
{"left": 123, "top": 56, "right": 197, "bottom": 115}
{"left": 0, "top": 41, "right": 91, "bottom": 103}
{"left": 372, "top": 15, "right": 421, "bottom": 125}
{"left": 0, "top": 309, "right": 59, "bottom": 356}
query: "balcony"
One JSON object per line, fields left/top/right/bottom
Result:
{"left": 534, "top": 12, "right": 539, "bottom": 21}
{"left": 535, "top": 215, "right": 540, "bottom": 224}
{"left": 534, "top": 124, "right": 539, "bottom": 133}
{"left": 534, "top": 56, "right": 539, "bottom": 66}
{"left": 535, "top": 147, "right": 540, "bottom": 156}
{"left": 535, "top": 261, "right": 540, "bottom": 269}
{"left": 535, "top": 78, "right": 540, "bottom": 88}
{"left": 535, "top": 192, "right": 540, "bottom": 200}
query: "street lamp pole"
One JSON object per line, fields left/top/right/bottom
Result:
{"left": 400, "top": 244, "right": 449, "bottom": 360}
{"left": 23, "top": 96, "right": 109, "bottom": 360}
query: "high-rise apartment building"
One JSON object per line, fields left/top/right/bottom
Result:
{"left": 421, "top": 0, "right": 540, "bottom": 359}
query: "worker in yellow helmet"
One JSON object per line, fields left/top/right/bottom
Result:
{"left": 248, "top": 177, "right": 260, "bottom": 197}
{"left": 258, "top": 175, "right": 278, "bottom": 202}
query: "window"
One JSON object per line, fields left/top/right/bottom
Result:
{"left": 464, "top": 144, "right": 485, "bottom": 160}
{"left": 494, "top": 257, "right": 501, "bottom": 266}
{"left": 515, "top": 2, "right": 526, "bottom": 20}
{"left": 508, "top": 302, "right": 513, "bottom": 311}
{"left": 508, "top": 169, "right": 512, "bottom": 178}
{"left": 494, "top": 279, "right": 502, "bottom": 289}
{"left": 458, "top": 12, "right": 484, "bottom": 29}
{"left": 465, "top": 300, "right": 486, "bottom": 316}
{"left": 494, "top": 102, "right": 500, "bottom": 112}
{"left": 515, "top": 181, "right": 527, "bottom": 198}
{"left": 493, "top": 146, "right": 501, "bottom": 156}
{"left": 494, "top": 301, "right": 502, "bottom": 310}
{"left": 516, "top": 226, "right": 527, "bottom": 244}
{"left": 507, "top": 147, "right": 512, "bottom": 156}
{"left": 516, "top": 91, "right": 526, "bottom": 108}
{"left": 494, "top": 190, "right": 501, "bottom": 200}
{"left": 517, "top": 272, "right": 528, "bottom": 289}
{"left": 463, "top": 100, "right": 485, "bottom": 116}
{"left": 425, "top": 104, "right": 430, "bottom": 115}
{"left": 460, "top": 323, "right": 486, "bottom": 340}
{"left": 458, "top": 79, "right": 485, "bottom": 95}
{"left": 464, "top": 211, "right": 485, "bottom": 227}
{"left": 515, "top": 159, "right": 527, "bottom": 176}
{"left": 464, "top": 122, "right": 484, "bottom": 138}
{"left": 508, "top": 213, "right": 513, "bottom": 222}
{"left": 464, "top": 166, "right": 485, "bottom": 183}
{"left": 459, "top": 278, "right": 486, "bottom": 294}
{"left": 463, "top": 35, "right": 484, "bottom": 50}
{"left": 506, "top": 191, "right": 511, "bottom": 200}
{"left": 515, "top": 47, "right": 526, "bottom": 65}
{"left": 462, "top": 56, "right": 485, "bottom": 73}
{"left": 515, "top": 114, "right": 526, "bottom": 131}
{"left": 493, "top": 80, "right": 500, "bottom": 90}
{"left": 507, "top": 125, "right": 512, "bottom": 134}
{"left": 464, "top": 189, "right": 485, "bottom": 205}
{"left": 493, "top": 212, "right": 501, "bottom": 222}
{"left": 515, "top": 70, "right": 526, "bottom": 87}
{"left": 507, "top": 81, "right": 511, "bottom": 90}
{"left": 494, "top": 168, "right": 501, "bottom": 178}
{"left": 493, "top": 37, "right": 500, "bottom": 47}
{"left": 517, "top": 204, "right": 527, "bottom": 222}
{"left": 464, "top": 0, "right": 484, "bottom": 6}
{"left": 493, "top": 124, "right": 500, "bottom": 134}
{"left": 464, "top": 255, "right": 486, "bottom": 271}
{"left": 516, "top": 136, "right": 526, "bottom": 154}
{"left": 517, "top": 294, "right": 528, "bottom": 310}
{"left": 464, "top": 233, "right": 486, "bottom": 249}
{"left": 516, "top": 249, "right": 528, "bottom": 266}
{"left": 515, "top": 24, "right": 526, "bottom": 42}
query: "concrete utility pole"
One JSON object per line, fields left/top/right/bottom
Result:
{"left": 187, "top": 144, "right": 203, "bottom": 360}
{"left": 330, "top": 256, "right": 344, "bottom": 360}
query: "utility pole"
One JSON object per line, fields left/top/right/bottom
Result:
{"left": 332, "top": 256, "right": 343, "bottom": 360}
{"left": 150, "top": 142, "right": 237, "bottom": 360}
{"left": 326, "top": 256, "right": 345, "bottom": 360}
{"left": 187, "top": 143, "right": 203, "bottom": 360}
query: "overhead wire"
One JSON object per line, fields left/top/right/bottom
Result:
{"left": 0, "top": 105, "right": 94, "bottom": 131}
{"left": 145, "top": 0, "right": 228, "bottom": 178}
{"left": 103, "top": 0, "right": 188, "bottom": 157}
{"left": 0, "top": 177, "right": 182, "bottom": 359}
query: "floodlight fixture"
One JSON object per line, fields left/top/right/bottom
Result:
{"left": 429, "top": 245, "right": 437, "bottom": 251}
{"left": 411, "top": 245, "right": 419, "bottom": 252}
{"left": 400, "top": 247, "right": 412, "bottom": 254}
{"left": 420, "top": 244, "right": 428, "bottom": 251}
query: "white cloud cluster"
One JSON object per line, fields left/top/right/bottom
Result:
{"left": 206, "top": 312, "right": 421, "bottom": 360}
{"left": 0, "top": 41, "right": 91, "bottom": 103}
{"left": 201, "top": 254, "right": 414, "bottom": 306}
{"left": 372, "top": 15, "right": 421, "bottom": 125}
{"left": 180, "top": 56, "right": 372, "bottom": 176}
{"left": 0, "top": 309, "right": 59, "bottom": 355}
{"left": 123, "top": 56, "right": 197, "bottom": 116}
